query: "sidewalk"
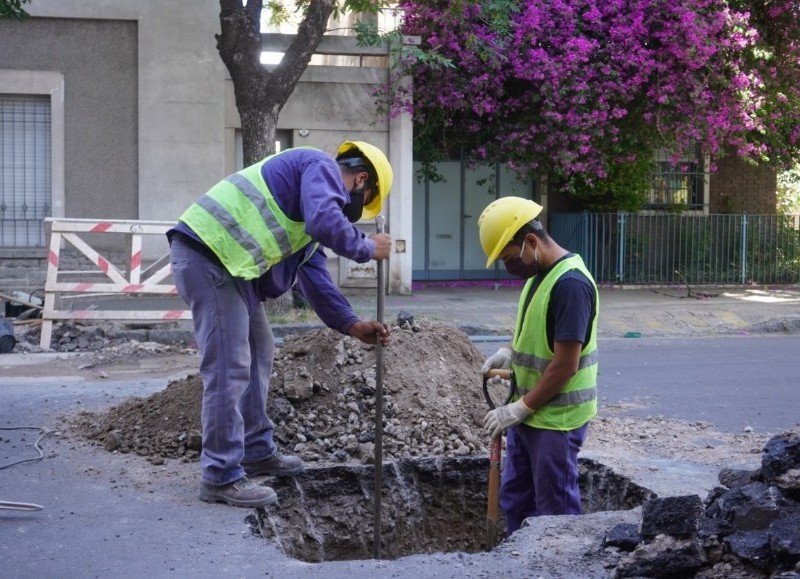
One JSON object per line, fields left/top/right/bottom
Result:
{"left": 341, "top": 283, "right": 800, "bottom": 339}
{"left": 9, "top": 283, "right": 799, "bottom": 351}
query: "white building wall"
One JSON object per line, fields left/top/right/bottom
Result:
{"left": 28, "top": 0, "right": 227, "bottom": 225}
{"left": 3, "top": 3, "right": 413, "bottom": 295}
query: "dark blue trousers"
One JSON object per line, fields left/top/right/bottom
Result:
{"left": 499, "top": 422, "right": 589, "bottom": 534}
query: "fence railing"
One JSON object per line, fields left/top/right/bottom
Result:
{"left": 551, "top": 212, "right": 800, "bottom": 285}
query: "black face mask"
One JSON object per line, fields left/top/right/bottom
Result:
{"left": 343, "top": 183, "right": 366, "bottom": 223}
{"left": 504, "top": 256, "right": 538, "bottom": 279}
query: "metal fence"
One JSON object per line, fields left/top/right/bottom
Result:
{"left": 551, "top": 212, "right": 800, "bottom": 285}
{"left": 0, "top": 203, "right": 50, "bottom": 247}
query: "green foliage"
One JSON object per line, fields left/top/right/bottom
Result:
{"left": 0, "top": 0, "right": 31, "bottom": 21}
{"left": 266, "top": 0, "right": 387, "bottom": 27}
{"left": 354, "top": 18, "right": 384, "bottom": 46}
{"left": 335, "top": 0, "right": 385, "bottom": 19}
{"left": 623, "top": 231, "right": 650, "bottom": 282}
{"left": 264, "top": 1, "right": 290, "bottom": 26}
{"left": 480, "top": 0, "right": 520, "bottom": 36}
{"left": 393, "top": 0, "right": 800, "bottom": 211}
{"left": 355, "top": 20, "right": 454, "bottom": 71}
{"left": 777, "top": 166, "right": 800, "bottom": 214}
{"left": 743, "top": 215, "right": 800, "bottom": 283}
{"left": 570, "top": 154, "right": 655, "bottom": 212}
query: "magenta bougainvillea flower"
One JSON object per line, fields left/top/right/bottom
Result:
{"left": 386, "top": 0, "right": 800, "bottom": 189}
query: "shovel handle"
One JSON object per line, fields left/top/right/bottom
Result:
{"left": 484, "top": 368, "right": 512, "bottom": 380}
{"left": 482, "top": 369, "right": 515, "bottom": 410}
{"left": 483, "top": 368, "right": 512, "bottom": 549}
{"left": 486, "top": 434, "right": 502, "bottom": 549}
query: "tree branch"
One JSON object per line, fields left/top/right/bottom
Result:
{"left": 216, "top": 0, "right": 262, "bottom": 70}
{"left": 272, "top": 0, "right": 335, "bottom": 90}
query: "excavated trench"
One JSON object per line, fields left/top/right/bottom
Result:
{"left": 250, "top": 455, "right": 654, "bottom": 563}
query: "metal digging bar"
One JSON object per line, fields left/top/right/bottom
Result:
{"left": 373, "top": 214, "right": 386, "bottom": 559}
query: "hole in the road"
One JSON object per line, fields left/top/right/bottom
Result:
{"left": 248, "top": 456, "right": 654, "bottom": 562}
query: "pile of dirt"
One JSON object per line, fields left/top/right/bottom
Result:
{"left": 71, "top": 321, "right": 489, "bottom": 464}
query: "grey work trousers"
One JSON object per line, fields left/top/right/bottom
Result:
{"left": 169, "top": 235, "right": 277, "bottom": 486}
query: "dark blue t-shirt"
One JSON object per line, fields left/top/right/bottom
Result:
{"left": 522, "top": 254, "right": 596, "bottom": 351}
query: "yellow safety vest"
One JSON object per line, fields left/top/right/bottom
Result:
{"left": 178, "top": 151, "right": 313, "bottom": 280}
{"left": 511, "top": 254, "right": 599, "bottom": 431}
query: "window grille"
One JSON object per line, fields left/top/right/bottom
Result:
{"left": 649, "top": 146, "right": 705, "bottom": 210}
{"left": 0, "top": 95, "right": 51, "bottom": 247}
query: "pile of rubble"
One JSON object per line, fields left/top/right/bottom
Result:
{"left": 11, "top": 321, "right": 192, "bottom": 355}
{"left": 604, "top": 428, "right": 800, "bottom": 578}
{"left": 71, "top": 321, "right": 489, "bottom": 464}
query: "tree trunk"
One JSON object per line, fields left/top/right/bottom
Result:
{"left": 239, "top": 107, "right": 279, "bottom": 165}
{"left": 215, "top": 0, "right": 336, "bottom": 308}
{"left": 216, "top": 0, "right": 336, "bottom": 165}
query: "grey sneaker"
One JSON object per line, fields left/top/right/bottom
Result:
{"left": 198, "top": 476, "right": 278, "bottom": 508}
{"left": 243, "top": 452, "right": 305, "bottom": 477}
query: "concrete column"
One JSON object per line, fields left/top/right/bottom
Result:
{"left": 386, "top": 37, "right": 417, "bottom": 296}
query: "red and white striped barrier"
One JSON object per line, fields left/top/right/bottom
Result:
{"left": 40, "top": 218, "right": 190, "bottom": 349}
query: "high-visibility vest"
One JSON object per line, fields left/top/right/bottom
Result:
{"left": 178, "top": 151, "right": 313, "bottom": 280}
{"left": 511, "top": 254, "right": 599, "bottom": 431}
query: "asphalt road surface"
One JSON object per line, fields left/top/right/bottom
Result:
{"left": 475, "top": 334, "right": 800, "bottom": 436}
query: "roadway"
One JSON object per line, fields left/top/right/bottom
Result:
{"left": 475, "top": 333, "right": 800, "bottom": 436}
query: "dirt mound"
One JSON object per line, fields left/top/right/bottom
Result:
{"left": 71, "top": 321, "right": 489, "bottom": 464}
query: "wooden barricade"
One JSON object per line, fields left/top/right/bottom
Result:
{"left": 40, "top": 218, "right": 190, "bottom": 349}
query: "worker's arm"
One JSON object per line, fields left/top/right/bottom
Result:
{"left": 262, "top": 150, "right": 376, "bottom": 264}
{"left": 519, "top": 340, "right": 582, "bottom": 411}
{"left": 484, "top": 340, "right": 581, "bottom": 438}
{"left": 298, "top": 158, "right": 376, "bottom": 263}
{"left": 294, "top": 247, "right": 360, "bottom": 334}
{"left": 294, "top": 246, "right": 389, "bottom": 346}
{"left": 346, "top": 320, "right": 390, "bottom": 346}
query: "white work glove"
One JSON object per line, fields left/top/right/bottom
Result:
{"left": 481, "top": 347, "right": 512, "bottom": 374}
{"left": 484, "top": 399, "right": 532, "bottom": 439}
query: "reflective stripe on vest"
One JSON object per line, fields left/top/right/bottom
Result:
{"left": 178, "top": 152, "right": 312, "bottom": 280}
{"left": 511, "top": 254, "right": 599, "bottom": 431}
{"left": 226, "top": 172, "right": 293, "bottom": 257}
{"left": 512, "top": 349, "right": 599, "bottom": 373}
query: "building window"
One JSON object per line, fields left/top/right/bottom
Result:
{"left": 649, "top": 146, "right": 706, "bottom": 210}
{"left": 0, "top": 95, "right": 51, "bottom": 247}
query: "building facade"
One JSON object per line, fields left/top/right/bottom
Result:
{"left": 0, "top": 1, "right": 778, "bottom": 296}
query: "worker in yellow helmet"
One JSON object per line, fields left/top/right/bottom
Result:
{"left": 168, "top": 141, "right": 393, "bottom": 508}
{"left": 478, "top": 196, "right": 599, "bottom": 534}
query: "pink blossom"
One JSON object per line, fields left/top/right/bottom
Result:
{"left": 390, "top": 0, "right": 800, "bottom": 184}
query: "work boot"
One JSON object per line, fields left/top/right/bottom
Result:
{"left": 243, "top": 452, "right": 305, "bottom": 477}
{"left": 198, "top": 476, "right": 277, "bottom": 508}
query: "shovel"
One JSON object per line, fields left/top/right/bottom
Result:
{"left": 482, "top": 368, "right": 515, "bottom": 550}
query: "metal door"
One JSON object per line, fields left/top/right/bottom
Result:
{"left": 412, "top": 160, "right": 537, "bottom": 281}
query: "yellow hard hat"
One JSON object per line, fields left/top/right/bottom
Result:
{"left": 478, "top": 197, "right": 543, "bottom": 268}
{"left": 336, "top": 141, "right": 393, "bottom": 220}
